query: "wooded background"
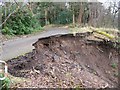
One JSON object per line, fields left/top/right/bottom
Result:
{"left": 1, "top": 0, "right": 120, "bottom": 35}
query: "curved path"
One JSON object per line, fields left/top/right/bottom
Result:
{"left": 1, "top": 27, "right": 70, "bottom": 61}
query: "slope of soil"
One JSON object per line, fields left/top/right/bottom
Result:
{"left": 7, "top": 33, "right": 119, "bottom": 88}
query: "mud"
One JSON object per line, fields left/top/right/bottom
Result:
{"left": 7, "top": 33, "right": 119, "bottom": 88}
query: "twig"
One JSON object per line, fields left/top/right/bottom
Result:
{"left": 96, "top": 46, "right": 104, "bottom": 52}
{"left": 94, "top": 36, "right": 107, "bottom": 41}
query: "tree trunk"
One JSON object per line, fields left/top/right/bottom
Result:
{"left": 45, "top": 8, "right": 48, "bottom": 25}
{"left": 4, "top": 4, "right": 7, "bottom": 18}
{"left": 72, "top": 11, "right": 75, "bottom": 25}
{"left": 27, "top": 3, "right": 34, "bottom": 16}
{"left": 88, "top": 3, "right": 94, "bottom": 27}
{"left": 77, "top": 3, "right": 83, "bottom": 24}
{"left": 118, "top": 1, "right": 120, "bottom": 30}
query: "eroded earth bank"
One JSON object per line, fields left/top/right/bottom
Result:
{"left": 7, "top": 33, "right": 119, "bottom": 88}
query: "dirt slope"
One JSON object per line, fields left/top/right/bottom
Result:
{"left": 7, "top": 33, "right": 119, "bottom": 88}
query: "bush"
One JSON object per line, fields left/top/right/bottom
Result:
{"left": 2, "top": 27, "right": 17, "bottom": 35}
{"left": 2, "top": 9, "right": 42, "bottom": 35}
{"left": 0, "top": 74, "right": 11, "bottom": 90}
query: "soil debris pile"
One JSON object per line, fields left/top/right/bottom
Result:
{"left": 7, "top": 33, "right": 119, "bottom": 88}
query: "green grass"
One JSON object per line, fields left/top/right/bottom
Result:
{"left": 69, "top": 26, "right": 120, "bottom": 42}
{"left": 70, "top": 26, "right": 119, "bottom": 35}
{"left": 111, "top": 63, "right": 117, "bottom": 69}
{"left": 70, "top": 27, "right": 92, "bottom": 33}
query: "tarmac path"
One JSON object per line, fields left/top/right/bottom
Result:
{"left": 1, "top": 27, "right": 70, "bottom": 61}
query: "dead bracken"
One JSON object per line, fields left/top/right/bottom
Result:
{"left": 7, "top": 33, "right": 119, "bottom": 88}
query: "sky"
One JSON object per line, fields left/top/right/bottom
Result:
{"left": 98, "top": 0, "right": 119, "bottom": 2}
{"left": 0, "top": 0, "right": 120, "bottom": 2}
{"left": 98, "top": 0, "right": 120, "bottom": 8}
{"left": 0, "top": 0, "right": 120, "bottom": 6}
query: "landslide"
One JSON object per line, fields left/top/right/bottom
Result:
{"left": 7, "top": 33, "right": 119, "bottom": 88}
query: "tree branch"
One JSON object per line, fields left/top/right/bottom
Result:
{"left": 0, "top": 0, "right": 21, "bottom": 27}
{"left": 0, "top": 6, "right": 20, "bottom": 27}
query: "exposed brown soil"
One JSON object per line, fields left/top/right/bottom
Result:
{"left": 7, "top": 33, "right": 119, "bottom": 88}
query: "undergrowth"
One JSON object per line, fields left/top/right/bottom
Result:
{"left": 2, "top": 9, "right": 43, "bottom": 35}
{"left": 0, "top": 74, "right": 11, "bottom": 90}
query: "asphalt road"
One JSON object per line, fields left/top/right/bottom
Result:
{"left": 1, "top": 27, "right": 70, "bottom": 61}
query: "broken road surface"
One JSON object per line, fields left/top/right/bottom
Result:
{"left": 1, "top": 28, "right": 69, "bottom": 61}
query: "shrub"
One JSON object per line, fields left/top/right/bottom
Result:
{"left": 2, "top": 9, "right": 42, "bottom": 35}
{"left": 0, "top": 74, "right": 11, "bottom": 90}
{"left": 2, "top": 27, "right": 16, "bottom": 35}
